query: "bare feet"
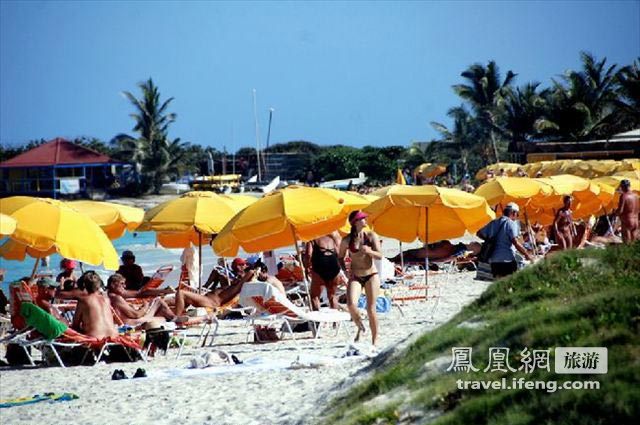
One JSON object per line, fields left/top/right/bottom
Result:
{"left": 354, "top": 322, "right": 366, "bottom": 342}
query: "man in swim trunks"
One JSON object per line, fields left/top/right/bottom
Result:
{"left": 616, "top": 179, "right": 639, "bottom": 243}
{"left": 339, "top": 210, "right": 383, "bottom": 346}
{"left": 304, "top": 231, "right": 342, "bottom": 310}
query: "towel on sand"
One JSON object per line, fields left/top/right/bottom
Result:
{"left": 0, "top": 393, "right": 78, "bottom": 408}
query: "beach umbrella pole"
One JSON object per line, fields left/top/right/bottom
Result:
{"left": 399, "top": 241, "right": 404, "bottom": 274}
{"left": 198, "top": 231, "right": 203, "bottom": 293}
{"left": 290, "top": 227, "right": 313, "bottom": 307}
{"left": 523, "top": 210, "right": 538, "bottom": 256}
{"left": 424, "top": 208, "right": 429, "bottom": 298}
{"left": 30, "top": 256, "right": 40, "bottom": 279}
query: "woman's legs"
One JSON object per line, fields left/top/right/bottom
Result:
{"left": 364, "top": 275, "right": 380, "bottom": 346}
{"left": 346, "top": 279, "right": 365, "bottom": 341}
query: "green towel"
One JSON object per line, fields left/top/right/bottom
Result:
{"left": 0, "top": 392, "right": 78, "bottom": 408}
{"left": 20, "top": 303, "right": 68, "bottom": 340}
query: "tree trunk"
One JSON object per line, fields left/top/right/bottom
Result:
{"left": 490, "top": 131, "right": 500, "bottom": 163}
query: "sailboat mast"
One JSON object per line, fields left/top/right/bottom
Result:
{"left": 253, "top": 89, "right": 262, "bottom": 182}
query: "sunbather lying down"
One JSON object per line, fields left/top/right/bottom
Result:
{"left": 388, "top": 241, "right": 481, "bottom": 263}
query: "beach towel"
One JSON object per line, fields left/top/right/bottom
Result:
{"left": 20, "top": 303, "right": 68, "bottom": 340}
{"left": 0, "top": 393, "right": 78, "bottom": 408}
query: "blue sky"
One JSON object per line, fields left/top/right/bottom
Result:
{"left": 1, "top": 1, "right": 638, "bottom": 151}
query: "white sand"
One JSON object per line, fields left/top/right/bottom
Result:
{"left": 0, "top": 272, "right": 490, "bottom": 425}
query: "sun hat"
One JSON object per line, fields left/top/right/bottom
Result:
{"left": 505, "top": 202, "right": 520, "bottom": 212}
{"left": 349, "top": 211, "right": 368, "bottom": 225}
{"left": 37, "top": 277, "right": 60, "bottom": 287}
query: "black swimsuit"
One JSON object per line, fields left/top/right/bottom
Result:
{"left": 311, "top": 242, "right": 341, "bottom": 282}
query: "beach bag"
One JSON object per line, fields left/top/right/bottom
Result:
{"left": 357, "top": 295, "right": 392, "bottom": 313}
{"left": 478, "top": 220, "right": 508, "bottom": 263}
{"left": 475, "top": 261, "right": 494, "bottom": 281}
{"left": 253, "top": 325, "right": 280, "bottom": 342}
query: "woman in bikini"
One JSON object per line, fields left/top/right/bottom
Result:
{"left": 339, "top": 210, "right": 383, "bottom": 346}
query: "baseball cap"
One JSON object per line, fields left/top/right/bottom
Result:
{"left": 349, "top": 211, "right": 368, "bottom": 225}
{"left": 231, "top": 258, "right": 247, "bottom": 268}
{"left": 37, "top": 277, "right": 60, "bottom": 287}
{"left": 61, "top": 259, "right": 77, "bottom": 269}
{"left": 505, "top": 202, "right": 520, "bottom": 212}
{"left": 121, "top": 250, "right": 135, "bottom": 260}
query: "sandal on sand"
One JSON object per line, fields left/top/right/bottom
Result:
{"left": 111, "top": 369, "right": 128, "bottom": 380}
{"left": 133, "top": 368, "right": 147, "bottom": 378}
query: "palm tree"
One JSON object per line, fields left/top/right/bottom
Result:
{"left": 495, "top": 82, "right": 547, "bottom": 147}
{"left": 431, "top": 105, "right": 484, "bottom": 176}
{"left": 536, "top": 52, "right": 620, "bottom": 141}
{"left": 453, "top": 61, "right": 517, "bottom": 162}
{"left": 115, "top": 78, "right": 181, "bottom": 193}
{"left": 614, "top": 58, "right": 640, "bottom": 131}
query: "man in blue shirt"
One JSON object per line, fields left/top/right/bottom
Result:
{"left": 477, "top": 202, "right": 534, "bottom": 278}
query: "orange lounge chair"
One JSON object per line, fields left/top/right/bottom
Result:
{"left": 139, "top": 264, "right": 175, "bottom": 292}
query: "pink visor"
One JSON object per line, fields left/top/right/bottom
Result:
{"left": 349, "top": 211, "right": 368, "bottom": 225}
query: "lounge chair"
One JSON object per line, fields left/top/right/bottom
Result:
{"left": 238, "top": 282, "right": 351, "bottom": 342}
{"left": 139, "top": 264, "right": 175, "bottom": 292}
{"left": 2, "top": 302, "right": 145, "bottom": 368}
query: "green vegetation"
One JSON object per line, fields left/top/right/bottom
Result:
{"left": 1, "top": 53, "right": 638, "bottom": 191}
{"left": 322, "top": 242, "right": 640, "bottom": 425}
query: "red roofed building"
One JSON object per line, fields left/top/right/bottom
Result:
{"left": 1, "top": 138, "right": 127, "bottom": 198}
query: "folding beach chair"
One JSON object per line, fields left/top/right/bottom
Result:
{"left": 139, "top": 264, "right": 175, "bottom": 292}
{"left": 238, "top": 282, "right": 351, "bottom": 342}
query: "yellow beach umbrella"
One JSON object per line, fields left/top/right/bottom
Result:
{"left": 593, "top": 175, "right": 640, "bottom": 211}
{"left": 68, "top": 201, "right": 144, "bottom": 239}
{"left": 475, "top": 162, "right": 521, "bottom": 180}
{"left": 0, "top": 239, "right": 57, "bottom": 262}
{"left": 363, "top": 185, "right": 495, "bottom": 243}
{"left": 616, "top": 159, "right": 640, "bottom": 173}
{"left": 0, "top": 213, "right": 16, "bottom": 235}
{"left": 593, "top": 175, "right": 640, "bottom": 192}
{"left": 614, "top": 170, "right": 640, "bottom": 180}
{"left": 529, "top": 175, "right": 603, "bottom": 223}
{"left": 213, "top": 185, "right": 370, "bottom": 257}
{"left": 154, "top": 194, "right": 259, "bottom": 248}
{"left": 370, "top": 185, "right": 398, "bottom": 197}
{"left": 139, "top": 192, "right": 253, "bottom": 236}
{"left": 140, "top": 191, "right": 257, "bottom": 289}
{"left": 522, "top": 161, "right": 551, "bottom": 178}
{"left": 364, "top": 185, "right": 494, "bottom": 290}
{"left": 474, "top": 177, "right": 552, "bottom": 211}
{"left": 0, "top": 196, "right": 119, "bottom": 270}
{"left": 414, "top": 163, "right": 448, "bottom": 178}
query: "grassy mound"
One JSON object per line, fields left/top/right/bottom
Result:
{"left": 323, "top": 242, "right": 640, "bottom": 425}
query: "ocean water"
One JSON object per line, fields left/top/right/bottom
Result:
{"left": 0, "top": 231, "right": 246, "bottom": 294}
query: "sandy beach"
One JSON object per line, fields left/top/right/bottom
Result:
{"left": 0, "top": 270, "right": 490, "bottom": 425}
